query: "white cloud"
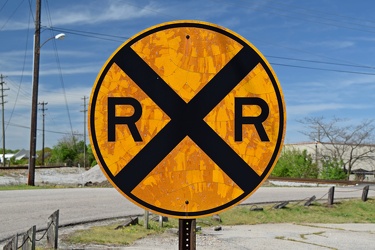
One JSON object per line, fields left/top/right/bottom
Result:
{"left": 49, "top": 1, "right": 162, "bottom": 26}
{"left": 287, "top": 102, "right": 369, "bottom": 116}
{"left": 38, "top": 86, "right": 92, "bottom": 107}
{"left": 309, "top": 40, "right": 355, "bottom": 49}
{"left": 1, "top": 1, "right": 163, "bottom": 31}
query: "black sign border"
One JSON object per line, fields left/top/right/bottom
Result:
{"left": 90, "top": 21, "right": 285, "bottom": 217}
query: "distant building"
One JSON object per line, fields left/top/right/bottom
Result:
{"left": 1, "top": 149, "right": 29, "bottom": 162}
{"left": 285, "top": 142, "right": 375, "bottom": 182}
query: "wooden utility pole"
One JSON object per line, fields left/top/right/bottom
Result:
{"left": 0, "top": 74, "right": 9, "bottom": 167}
{"left": 39, "top": 101, "right": 48, "bottom": 166}
{"left": 28, "top": 0, "right": 41, "bottom": 185}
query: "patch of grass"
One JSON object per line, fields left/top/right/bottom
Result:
{"left": 64, "top": 219, "right": 178, "bottom": 246}
{"left": 215, "top": 199, "right": 375, "bottom": 225}
{"left": 62, "top": 199, "right": 374, "bottom": 248}
{"left": 0, "top": 184, "right": 47, "bottom": 191}
{"left": 0, "top": 184, "right": 78, "bottom": 190}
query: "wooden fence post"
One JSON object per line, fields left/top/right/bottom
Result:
{"left": 2, "top": 235, "right": 17, "bottom": 250}
{"left": 327, "top": 186, "right": 335, "bottom": 205}
{"left": 22, "top": 225, "right": 35, "bottom": 250}
{"left": 144, "top": 210, "right": 149, "bottom": 229}
{"left": 362, "top": 185, "right": 369, "bottom": 202}
{"left": 47, "top": 210, "right": 59, "bottom": 249}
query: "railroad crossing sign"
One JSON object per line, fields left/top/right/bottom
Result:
{"left": 89, "top": 20, "right": 286, "bottom": 218}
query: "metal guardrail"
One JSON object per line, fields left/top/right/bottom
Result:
{"left": 267, "top": 176, "right": 375, "bottom": 186}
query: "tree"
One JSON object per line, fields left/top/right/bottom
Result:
{"left": 86, "top": 144, "right": 97, "bottom": 167}
{"left": 49, "top": 133, "right": 96, "bottom": 167}
{"left": 36, "top": 147, "right": 52, "bottom": 165}
{"left": 272, "top": 148, "right": 319, "bottom": 178}
{"left": 319, "top": 157, "right": 347, "bottom": 180}
{"left": 299, "top": 117, "right": 375, "bottom": 179}
{"left": 50, "top": 133, "right": 82, "bottom": 167}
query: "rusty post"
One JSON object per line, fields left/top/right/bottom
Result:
{"left": 179, "top": 219, "right": 196, "bottom": 250}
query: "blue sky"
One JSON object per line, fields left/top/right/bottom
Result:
{"left": 1, "top": 0, "right": 375, "bottom": 150}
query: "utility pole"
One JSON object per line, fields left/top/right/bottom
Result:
{"left": 81, "top": 96, "right": 88, "bottom": 168}
{"left": 0, "top": 74, "right": 9, "bottom": 167}
{"left": 28, "top": 0, "right": 41, "bottom": 185}
{"left": 39, "top": 101, "right": 48, "bottom": 166}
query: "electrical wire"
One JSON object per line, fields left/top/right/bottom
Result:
{"left": 27, "top": 0, "right": 34, "bottom": 22}
{"left": 45, "top": 0, "right": 75, "bottom": 140}
{"left": 6, "top": 121, "right": 83, "bottom": 136}
{"left": 270, "top": 63, "right": 375, "bottom": 76}
{"left": 5, "top": 6, "right": 32, "bottom": 134}
{"left": 212, "top": 0, "right": 375, "bottom": 34}
{"left": 249, "top": 0, "right": 375, "bottom": 28}
{"left": 0, "top": 0, "right": 25, "bottom": 31}
{"left": 3, "top": 0, "right": 375, "bottom": 149}
{"left": 46, "top": 26, "right": 375, "bottom": 76}
{"left": 0, "top": 0, "right": 10, "bottom": 13}
{"left": 44, "top": 26, "right": 128, "bottom": 42}
{"left": 266, "top": 55, "right": 375, "bottom": 70}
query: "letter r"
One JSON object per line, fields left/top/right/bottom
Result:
{"left": 235, "top": 97, "right": 270, "bottom": 142}
{"left": 108, "top": 97, "right": 142, "bottom": 142}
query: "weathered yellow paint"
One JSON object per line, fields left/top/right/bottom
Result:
{"left": 127, "top": 26, "right": 246, "bottom": 213}
{"left": 132, "top": 27, "right": 242, "bottom": 103}
{"left": 205, "top": 63, "right": 280, "bottom": 176}
{"left": 92, "top": 63, "right": 170, "bottom": 176}
{"left": 131, "top": 137, "right": 243, "bottom": 212}
{"left": 89, "top": 20, "right": 285, "bottom": 218}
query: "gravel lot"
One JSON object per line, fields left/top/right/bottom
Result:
{"left": 0, "top": 165, "right": 107, "bottom": 186}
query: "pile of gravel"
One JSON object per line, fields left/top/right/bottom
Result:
{"left": 0, "top": 165, "right": 110, "bottom": 187}
{"left": 81, "top": 165, "right": 111, "bottom": 186}
{"left": 82, "top": 165, "right": 107, "bottom": 183}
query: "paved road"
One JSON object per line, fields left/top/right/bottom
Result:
{"left": 0, "top": 185, "right": 373, "bottom": 242}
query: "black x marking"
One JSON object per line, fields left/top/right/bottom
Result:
{"left": 108, "top": 42, "right": 264, "bottom": 195}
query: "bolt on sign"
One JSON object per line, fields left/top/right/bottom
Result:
{"left": 89, "top": 20, "right": 286, "bottom": 218}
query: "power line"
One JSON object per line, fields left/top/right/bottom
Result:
{"left": 44, "top": 0, "right": 75, "bottom": 146}
{"left": 43, "top": 25, "right": 375, "bottom": 76}
{"left": 0, "top": 0, "right": 10, "bottom": 13}
{"left": 266, "top": 55, "right": 375, "bottom": 70}
{"left": 6, "top": 121, "right": 83, "bottom": 136}
{"left": 44, "top": 26, "right": 128, "bottom": 42}
{"left": 43, "top": 20, "right": 375, "bottom": 76}
{"left": 213, "top": 0, "right": 375, "bottom": 34}
{"left": 270, "top": 62, "right": 375, "bottom": 76}
{"left": 0, "top": 0, "right": 25, "bottom": 31}
{"left": 5, "top": 5, "right": 32, "bottom": 138}
{"left": 251, "top": 0, "right": 375, "bottom": 28}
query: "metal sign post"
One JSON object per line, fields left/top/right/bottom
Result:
{"left": 179, "top": 219, "right": 196, "bottom": 250}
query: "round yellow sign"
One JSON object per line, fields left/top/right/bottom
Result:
{"left": 89, "top": 20, "right": 286, "bottom": 218}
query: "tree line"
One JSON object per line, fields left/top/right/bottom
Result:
{"left": 6, "top": 116, "right": 375, "bottom": 180}
{"left": 5, "top": 133, "right": 97, "bottom": 168}
{"left": 272, "top": 117, "right": 375, "bottom": 180}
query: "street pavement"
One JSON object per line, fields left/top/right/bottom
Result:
{"left": 0, "top": 185, "right": 374, "bottom": 249}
